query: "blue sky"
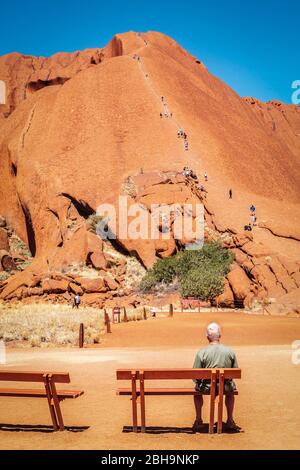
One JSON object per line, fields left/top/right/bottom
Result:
{"left": 1, "top": 0, "right": 299, "bottom": 103}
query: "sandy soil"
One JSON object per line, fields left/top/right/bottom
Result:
{"left": 1, "top": 312, "right": 300, "bottom": 450}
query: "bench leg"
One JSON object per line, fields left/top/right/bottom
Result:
{"left": 131, "top": 372, "right": 138, "bottom": 432}
{"left": 209, "top": 370, "right": 217, "bottom": 434}
{"left": 140, "top": 372, "right": 146, "bottom": 433}
{"left": 49, "top": 376, "right": 65, "bottom": 431}
{"left": 217, "top": 371, "right": 225, "bottom": 434}
{"left": 43, "top": 375, "right": 58, "bottom": 431}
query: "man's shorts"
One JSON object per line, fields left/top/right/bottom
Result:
{"left": 195, "top": 379, "right": 236, "bottom": 394}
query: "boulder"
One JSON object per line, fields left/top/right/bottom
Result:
{"left": 69, "top": 282, "right": 84, "bottom": 295}
{"left": 0, "top": 216, "right": 6, "bottom": 228}
{"left": 104, "top": 276, "right": 119, "bottom": 291}
{"left": 27, "top": 287, "right": 44, "bottom": 296}
{"left": 41, "top": 279, "right": 69, "bottom": 294}
{"left": 79, "top": 277, "right": 107, "bottom": 293}
{"left": 86, "top": 232, "right": 103, "bottom": 256}
{"left": 227, "top": 266, "right": 252, "bottom": 301}
{"left": 155, "top": 238, "right": 177, "bottom": 258}
{"left": 216, "top": 279, "right": 234, "bottom": 307}
{"left": 0, "top": 250, "right": 17, "bottom": 272}
{"left": 90, "top": 252, "right": 108, "bottom": 270}
{"left": 81, "top": 292, "right": 108, "bottom": 307}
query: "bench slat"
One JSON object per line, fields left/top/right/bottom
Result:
{"left": 116, "top": 369, "right": 215, "bottom": 380}
{"left": 0, "top": 371, "right": 70, "bottom": 383}
{"left": 222, "top": 369, "right": 242, "bottom": 379}
{"left": 117, "top": 387, "right": 238, "bottom": 396}
{"left": 0, "top": 388, "right": 84, "bottom": 399}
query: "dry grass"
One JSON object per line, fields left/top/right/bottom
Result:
{"left": 124, "top": 257, "right": 146, "bottom": 289}
{"left": 0, "top": 303, "right": 159, "bottom": 348}
{"left": 0, "top": 303, "right": 105, "bottom": 348}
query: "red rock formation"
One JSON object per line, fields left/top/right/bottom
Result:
{"left": 0, "top": 31, "right": 299, "bottom": 312}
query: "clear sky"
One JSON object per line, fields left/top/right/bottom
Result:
{"left": 1, "top": 0, "right": 299, "bottom": 103}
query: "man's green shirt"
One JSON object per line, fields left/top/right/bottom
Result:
{"left": 193, "top": 343, "right": 238, "bottom": 370}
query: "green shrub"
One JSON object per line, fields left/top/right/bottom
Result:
{"left": 139, "top": 241, "right": 233, "bottom": 300}
{"left": 139, "top": 269, "right": 158, "bottom": 292}
{"left": 180, "top": 267, "right": 224, "bottom": 300}
{"left": 152, "top": 257, "right": 177, "bottom": 283}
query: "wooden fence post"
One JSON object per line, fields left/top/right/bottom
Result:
{"left": 123, "top": 306, "right": 128, "bottom": 323}
{"left": 169, "top": 303, "right": 174, "bottom": 318}
{"left": 79, "top": 323, "right": 84, "bottom": 348}
{"left": 104, "top": 309, "right": 112, "bottom": 333}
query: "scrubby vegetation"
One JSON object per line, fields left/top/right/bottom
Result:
{"left": 0, "top": 272, "right": 10, "bottom": 282}
{"left": 0, "top": 303, "right": 157, "bottom": 348}
{"left": 0, "top": 304, "right": 105, "bottom": 347}
{"left": 140, "top": 242, "right": 234, "bottom": 301}
{"left": 86, "top": 214, "right": 105, "bottom": 234}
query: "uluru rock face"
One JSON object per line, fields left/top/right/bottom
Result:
{"left": 0, "top": 31, "right": 299, "bottom": 312}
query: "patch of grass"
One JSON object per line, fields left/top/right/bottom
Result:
{"left": 0, "top": 304, "right": 105, "bottom": 347}
{"left": 9, "top": 235, "right": 32, "bottom": 259}
{"left": 0, "top": 272, "right": 10, "bottom": 282}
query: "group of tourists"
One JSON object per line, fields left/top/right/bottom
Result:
{"left": 182, "top": 166, "right": 197, "bottom": 180}
{"left": 244, "top": 204, "right": 257, "bottom": 231}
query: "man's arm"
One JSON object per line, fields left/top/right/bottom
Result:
{"left": 231, "top": 352, "right": 238, "bottom": 368}
{"left": 193, "top": 352, "right": 202, "bottom": 369}
{"left": 193, "top": 352, "right": 202, "bottom": 383}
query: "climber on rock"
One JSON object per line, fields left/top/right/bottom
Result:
{"left": 229, "top": 189, "right": 232, "bottom": 199}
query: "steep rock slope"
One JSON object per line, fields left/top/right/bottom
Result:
{"left": 0, "top": 31, "right": 299, "bottom": 311}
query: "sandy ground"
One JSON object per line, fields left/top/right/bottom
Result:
{"left": 1, "top": 312, "right": 300, "bottom": 450}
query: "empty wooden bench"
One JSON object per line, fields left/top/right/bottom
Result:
{"left": 116, "top": 368, "right": 241, "bottom": 434}
{"left": 0, "top": 370, "right": 84, "bottom": 431}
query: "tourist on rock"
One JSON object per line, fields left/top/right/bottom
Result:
{"left": 73, "top": 294, "right": 81, "bottom": 309}
{"left": 193, "top": 323, "right": 240, "bottom": 432}
{"left": 204, "top": 172, "right": 208, "bottom": 181}
{"left": 229, "top": 189, "right": 232, "bottom": 199}
{"left": 250, "top": 204, "right": 256, "bottom": 215}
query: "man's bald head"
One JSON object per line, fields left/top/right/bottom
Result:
{"left": 206, "top": 322, "right": 221, "bottom": 342}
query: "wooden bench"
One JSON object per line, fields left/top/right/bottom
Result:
{"left": 0, "top": 370, "right": 84, "bottom": 431}
{"left": 116, "top": 368, "right": 241, "bottom": 434}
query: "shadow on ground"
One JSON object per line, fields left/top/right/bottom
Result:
{"left": 123, "top": 423, "right": 243, "bottom": 434}
{"left": 0, "top": 423, "right": 90, "bottom": 433}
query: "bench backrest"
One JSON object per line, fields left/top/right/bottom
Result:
{"left": 116, "top": 368, "right": 241, "bottom": 381}
{"left": 0, "top": 370, "right": 70, "bottom": 383}
{"left": 221, "top": 369, "right": 241, "bottom": 379}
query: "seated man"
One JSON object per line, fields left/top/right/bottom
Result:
{"left": 193, "top": 322, "right": 240, "bottom": 431}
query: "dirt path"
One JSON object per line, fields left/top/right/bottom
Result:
{"left": 1, "top": 313, "right": 300, "bottom": 450}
